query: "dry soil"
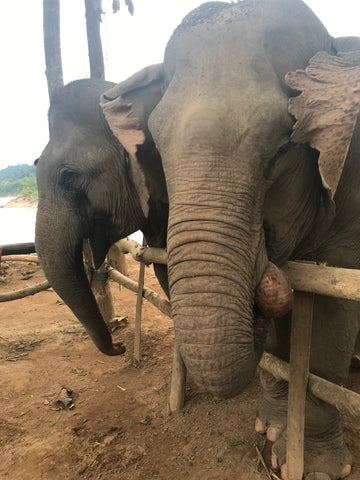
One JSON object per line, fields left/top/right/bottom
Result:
{"left": 0, "top": 257, "right": 359, "bottom": 480}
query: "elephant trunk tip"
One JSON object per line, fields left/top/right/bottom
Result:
{"left": 255, "top": 262, "right": 293, "bottom": 319}
{"left": 179, "top": 342, "right": 258, "bottom": 399}
{"left": 99, "top": 341, "right": 126, "bottom": 356}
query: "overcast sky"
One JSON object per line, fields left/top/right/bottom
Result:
{"left": 1, "top": 0, "right": 360, "bottom": 171}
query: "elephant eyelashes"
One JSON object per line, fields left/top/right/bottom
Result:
{"left": 59, "top": 169, "right": 83, "bottom": 191}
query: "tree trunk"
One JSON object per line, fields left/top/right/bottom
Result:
{"left": 85, "top": 0, "right": 105, "bottom": 80}
{"left": 43, "top": 0, "right": 63, "bottom": 99}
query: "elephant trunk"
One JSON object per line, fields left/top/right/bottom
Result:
{"left": 164, "top": 154, "right": 276, "bottom": 398}
{"left": 35, "top": 202, "right": 124, "bottom": 356}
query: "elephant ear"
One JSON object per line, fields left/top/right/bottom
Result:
{"left": 285, "top": 50, "right": 360, "bottom": 198}
{"left": 100, "top": 64, "right": 164, "bottom": 217}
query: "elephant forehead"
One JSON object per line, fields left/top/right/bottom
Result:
{"left": 164, "top": 0, "right": 330, "bottom": 85}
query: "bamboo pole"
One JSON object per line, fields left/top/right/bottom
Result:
{"left": 134, "top": 237, "right": 147, "bottom": 363}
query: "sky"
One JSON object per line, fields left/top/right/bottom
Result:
{"left": 1, "top": 0, "right": 360, "bottom": 171}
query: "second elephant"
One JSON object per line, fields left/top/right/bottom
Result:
{"left": 35, "top": 75, "right": 169, "bottom": 355}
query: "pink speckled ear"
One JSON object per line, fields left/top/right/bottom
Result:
{"left": 101, "top": 64, "right": 164, "bottom": 217}
{"left": 286, "top": 50, "right": 360, "bottom": 197}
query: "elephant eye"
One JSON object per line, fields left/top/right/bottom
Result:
{"left": 59, "top": 169, "right": 83, "bottom": 191}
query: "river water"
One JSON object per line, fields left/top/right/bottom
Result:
{"left": 0, "top": 197, "right": 37, "bottom": 245}
{"left": 0, "top": 197, "right": 143, "bottom": 246}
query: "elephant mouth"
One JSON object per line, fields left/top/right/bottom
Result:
{"left": 253, "top": 262, "right": 293, "bottom": 345}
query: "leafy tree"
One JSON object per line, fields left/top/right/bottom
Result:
{"left": 0, "top": 164, "right": 37, "bottom": 197}
{"left": 20, "top": 176, "right": 38, "bottom": 199}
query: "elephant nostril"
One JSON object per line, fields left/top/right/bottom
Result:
{"left": 255, "top": 262, "right": 293, "bottom": 319}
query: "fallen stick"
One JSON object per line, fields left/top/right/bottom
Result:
{"left": 1, "top": 255, "right": 39, "bottom": 264}
{"left": 0, "top": 280, "right": 51, "bottom": 302}
{"left": 107, "top": 267, "right": 171, "bottom": 317}
{"left": 259, "top": 351, "right": 360, "bottom": 417}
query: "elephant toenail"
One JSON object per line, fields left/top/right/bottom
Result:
{"left": 255, "top": 417, "right": 266, "bottom": 433}
{"left": 304, "top": 473, "right": 331, "bottom": 480}
{"left": 280, "top": 463, "right": 288, "bottom": 480}
{"left": 267, "top": 425, "right": 281, "bottom": 442}
{"left": 271, "top": 452, "right": 279, "bottom": 470}
{"left": 340, "top": 464, "right": 352, "bottom": 478}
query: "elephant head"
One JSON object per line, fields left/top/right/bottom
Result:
{"left": 114, "top": 0, "right": 360, "bottom": 397}
{"left": 35, "top": 75, "right": 168, "bottom": 355}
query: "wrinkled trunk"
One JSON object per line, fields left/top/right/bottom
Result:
{"left": 149, "top": 75, "right": 293, "bottom": 397}
{"left": 165, "top": 153, "right": 269, "bottom": 398}
{"left": 35, "top": 202, "right": 123, "bottom": 356}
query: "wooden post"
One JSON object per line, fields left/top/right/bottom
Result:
{"left": 169, "top": 342, "right": 187, "bottom": 412}
{"left": 108, "top": 243, "right": 127, "bottom": 276}
{"left": 285, "top": 291, "right": 314, "bottom": 480}
{"left": 133, "top": 237, "right": 147, "bottom": 363}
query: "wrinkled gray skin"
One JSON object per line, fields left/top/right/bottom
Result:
{"left": 35, "top": 79, "right": 169, "bottom": 355}
{"left": 145, "top": 1, "right": 359, "bottom": 478}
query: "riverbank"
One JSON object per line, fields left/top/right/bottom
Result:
{"left": 0, "top": 196, "right": 38, "bottom": 208}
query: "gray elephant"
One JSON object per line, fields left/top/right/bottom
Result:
{"left": 35, "top": 76, "right": 169, "bottom": 356}
{"left": 97, "top": 1, "right": 360, "bottom": 479}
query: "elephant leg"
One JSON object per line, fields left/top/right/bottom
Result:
{"left": 352, "top": 331, "right": 360, "bottom": 368}
{"left": 270, "top": 296, "right": 359, "bottom": 480}
{"left": 255, "top": 369, "right": 289, "bottom": 443}
{"left": 255, "top": 316, "right": 292, "bottom": 442}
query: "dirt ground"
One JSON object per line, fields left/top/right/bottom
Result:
{"left": 0, "top": 256, "right": 359, "bottom": 480}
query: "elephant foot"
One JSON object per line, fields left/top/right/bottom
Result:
{"left": 255, "top": 369, "right": 288, "bottom": 442}
{"left": 271, "top": 433, "right": 352, "bottom": 480}
{"left": 271, "top": 394, "right": 352, "bottom": 480}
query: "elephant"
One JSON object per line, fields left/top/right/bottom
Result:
{"left": 94, "top": 1, "right": 360, "bottom": 478}
{"left": 35, "top": 76, "right": 169, "bottom": 356}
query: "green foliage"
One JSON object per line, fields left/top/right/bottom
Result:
{"left": 20, "top": 176, "right": 38, "bottom": 199}
{"left": 0, "top": 164, "right": 37, "bottom": 197}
